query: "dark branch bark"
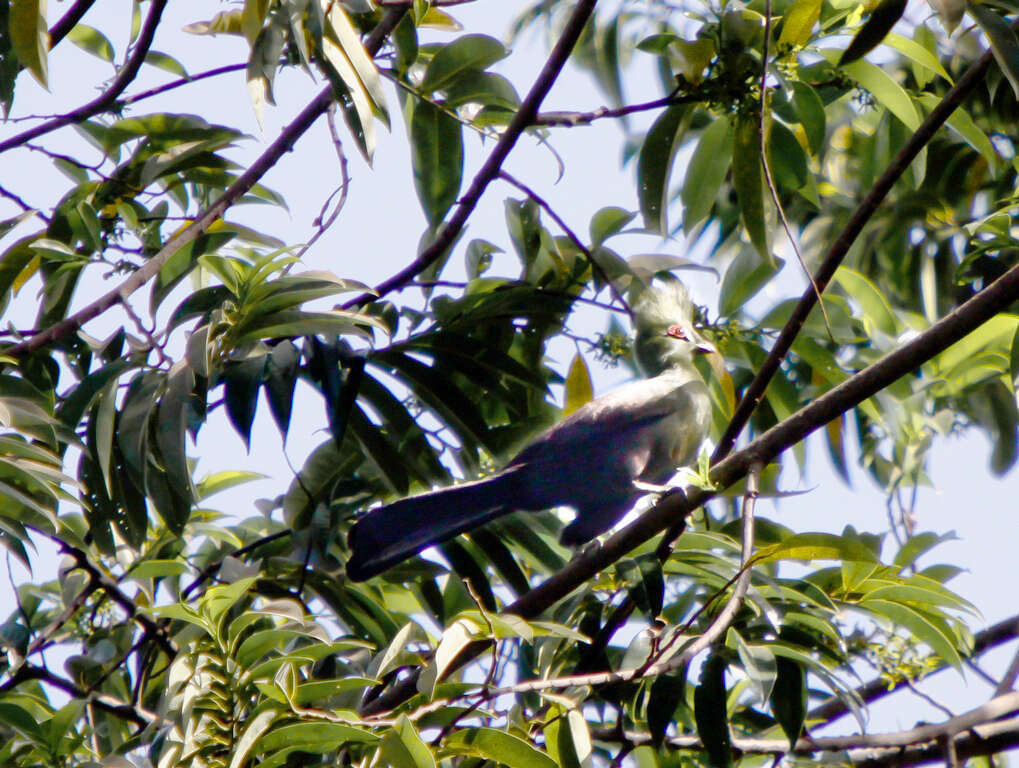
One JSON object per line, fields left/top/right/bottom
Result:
{"left": 48, "top": 0, "right": 97, "bottom": 49}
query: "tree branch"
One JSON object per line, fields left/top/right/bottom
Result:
{"left": 346, "top": 0, "right": 600, "bottom": 308}
{"left": 0, "top": 0, "right": 168, "bottom": 155}
{"left": 5, "top": 8, "right": 408, "bottom": 358}
{"left": 592, "top": 700, "right": 1019, "bottom": 764}
{"left": 48, "top": 0, "right": 97, "bottom": 49}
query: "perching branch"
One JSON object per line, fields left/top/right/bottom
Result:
{"left": 361, "top": 239, "right": 1019, "bottom": 716}
{"left": 712, "top": 40, "right": 1000, "bottom": 461}
{"left": 4, "top": 8, "right": 408, "bottom": 358}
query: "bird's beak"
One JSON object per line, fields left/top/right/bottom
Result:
{"left": 695, "top": 339, "right": 716, "bottom": 355}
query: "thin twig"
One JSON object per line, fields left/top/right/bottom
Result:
{"left": 498, "top": 170, "right": 632, "bottom": 317}
{"left": 293, "top": 104, "right": 351, "bottom": 264}
{"left": 120, "top": 63, "right": 248, "bottom": 107}
{"left": 531, "top": 89, "right": 702, "bottom": 126}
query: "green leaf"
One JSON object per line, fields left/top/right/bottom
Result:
{"left": 858, "top": 598, "right": 964, "bottom": 669}
{"left": 833, "top": 54, "right": 921, "bottom": 131}
{"left": 442, "top": 70, "right": 520, "bottom": 110}
{"left": 445, "top": 728, "right": 557, "bottom": 768}
{"left": 253, "top": 722, "right": 377, "bottom": 754}
{"left": 420, "top": 34, "right": 509, "bottom": 93}
{"left": 969, "top": 3, "right": 1019, "bottom": 99}
{"left": 228, "top": 709, "right": 280, "bottom": 768}
{"left": 727, "top": 628, "right": 776, "bottom": 704}
{"left": 732, "top": 113, "right": 771, "bottom": 264}
{"left": 68, "top": 24, "right": 114, "bottom": 62}
{"left": 778, "top": 0, "right": 822, "bottom": 48}
{"left": 648, "top": 673, "right": 686, "bottom": 747}
{"left": 128, "top": 559, "right": 190, "bottom": 579}
{"left": 637, "top": 103, "right": 689, "bottom": 234}
{"left": 694, "top": 653, "right": 732, "bottom": 768}
{"left": 767, "top": 119, "right": 808, "bottom": 189}
{"left": 223, "top": 355, "right": 265, "bottom": 448}
{"left": 770, "top": 657, "right": 806, "bottom": 747}
{"left": 718, "top": 248, "right": 781, "bottom": 316}
{"left": 589, "top": 206, "right": 636, "bottom": 246}
{"left": 838, "top": 0, "right": 908, "bottom": 65}
{"left": 753, "top": 532, "right": 881, "bottom": 564}
{"left": 833, "top": 267, "right": 898, "bottom": 335}
{"left": 264, "top": 340, "right": 299, "bottom": 438}
{"left": 885, "top": 33, "right": 952, "bottom": 83}
{"left": 681, "top": 117, "right": 734, "bottom": 234}
{"left": 144, "top": 50, "right": 188, "bottom": 77}
{"left": 380, "top": 714, "right": 437, "bottom": 768}
{"left": 10, "top": 0, "right": 48, "bottom": 87}
{"left": 410, "top": 100, "right": 464, "bottom": 226}
{"left": 563, "top": 352, "right": 593, "bottom": 416}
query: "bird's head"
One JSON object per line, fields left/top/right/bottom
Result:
{"left": 632, "top": 279, "right": 715, "bottom": 376}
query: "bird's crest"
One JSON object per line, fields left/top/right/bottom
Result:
{"left": 632, "top": 278, "right": 695, "bottom": 331}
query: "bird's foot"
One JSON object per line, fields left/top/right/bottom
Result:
{"left": 633, "top": 480, "right": 676, "bottom": 495}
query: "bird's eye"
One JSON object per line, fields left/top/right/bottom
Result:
{"left": 666, "top": 324, "right": 688, "bottom": 340}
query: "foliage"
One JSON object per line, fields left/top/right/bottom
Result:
{"left": 0, "top": 0, "right": 1018, "bottom": 766}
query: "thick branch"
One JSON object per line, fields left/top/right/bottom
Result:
{"left": 48, "top": 0, "right": 97, "bottom": 49}
{"left": 362, "top": 246, "right": 1019, "bottom": 715}
{"left": 0, "top": 0, "right": 168, "bottom": 155}
{"left": 5, "top": 8, "right": 408, "bottom": 357}
{"left": 595, "top": 704, "right": 1019, "bottom": 764}
{"left": 347, "top": 0, "right": 599, "bottom": 307}
{"left": 712, "top": 42, "right": 998, "bottom": 460}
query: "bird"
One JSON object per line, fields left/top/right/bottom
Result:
{"left": 345, "top": 280, "right": 715, "bottom": 581}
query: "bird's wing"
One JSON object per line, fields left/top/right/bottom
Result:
{"left": 510, "top": 375, "right": 693, "bottom": 458}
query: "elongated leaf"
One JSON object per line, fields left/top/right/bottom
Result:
{"left": 753, "top": 532, "right": 880, "bottom": 564}
{"left": 638, "top": 103, "right": 688, "bottom": 233}
{"left": 446, "top": 728, "right": 557, "bottom": 768}
{"left": 778, "top": 0, "right": 822, "bottom": 48}
{"left": 832, "top": 54, "right": 920, "bottom": 131}
{"left": 859, "top": 598, "right": 964, "bottom": 668}
{"left": 838, "top": 0, "right": 907, "bottom": 65}
{"left": 223, "top": 355, "right": 265, "bottom": 448}
{"left": 969, "top": 3, "right": 1019, "bottom": 99}
{"left": 323, "top": 0, "right": 389, "bottom": 125}
{"left": 10, "top": 0, "right": 48, "bottom": 86}
{"left": 410, "top": 101, "right": 464, "bottom": 226}
{"left": 563, "top": 353, "right": 593, "bottom": 416}
{"left": 770, "top": 657, "right": 806, "bottom": 747}
{"left": 732, "top": 113, "right": 771, "bottom": 264}
{"left": 694, "top": 654, "right": 732, "bottom": 768}
{"left": 380, "top": 715, "right": 437, "bottom": 768}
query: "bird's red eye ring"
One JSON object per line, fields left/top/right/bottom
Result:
{"left": 666, "top": 324, "right": 688, "bottom": 340}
